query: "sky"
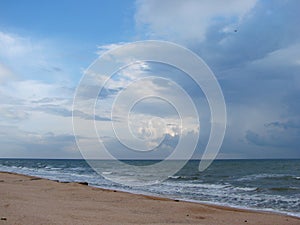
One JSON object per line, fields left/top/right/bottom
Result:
{"left": 0, "top": 0, "right": 299, "bottom": 159}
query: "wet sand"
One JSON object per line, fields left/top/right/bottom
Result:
{"left": 0, "top": 172, "right": 299, "bottom": 225}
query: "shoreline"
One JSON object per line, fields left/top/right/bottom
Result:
{"left": 94, "top": 183, "right": 300, "bottom": 219}
{"left": 1, "top": 169, "right": 299, "bottom": 219}
{"left": 1, "top": 171, "right": 299, "bottom": 225}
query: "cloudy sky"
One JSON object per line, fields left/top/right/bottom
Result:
{"left": 0, "top": 0, "right": 299, "bottom": 159}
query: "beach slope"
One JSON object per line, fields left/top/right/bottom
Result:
{"left": 0, "top": 172, "right": 299, "bottom": 225}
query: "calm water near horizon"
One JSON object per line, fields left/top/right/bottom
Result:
{"left": 0, "top": 158, "right": 299, "bottom": 217}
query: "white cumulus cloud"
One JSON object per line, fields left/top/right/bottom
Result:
{"left": 135, "top": 0, "right": 257, "bottom": 41}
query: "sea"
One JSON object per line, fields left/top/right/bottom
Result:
{"left": 0, "top": 158, "right": 299, "bottom": 217}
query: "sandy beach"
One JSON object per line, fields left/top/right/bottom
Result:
{"left": 0, "top": 172, "right": 299, "bottom": 225}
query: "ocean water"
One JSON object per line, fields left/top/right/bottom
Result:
{"left": 0, "top": 159, "right": 299, "bottom": 217}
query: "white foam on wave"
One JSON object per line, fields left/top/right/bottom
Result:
{"left": 164, "top": 181, "right": 230, "bottom": 190}
{"left": 102, "top": 171, "right": 113, "bottom": 175}
{"left": 234, "top": 186, "right": 258, "bottom": 192}
{"left": 168, "top": 175, "right": 180, "bottom": 179}
{"left": 237, "top": 173, "right": 295, "bottom": 181}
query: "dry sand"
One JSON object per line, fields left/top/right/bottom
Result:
{"left": 0, "top": 172, "right": 299, "bottom": 225}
